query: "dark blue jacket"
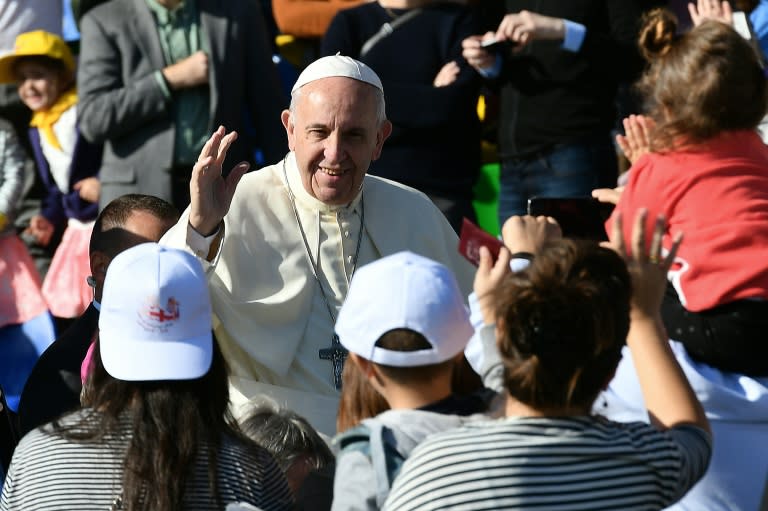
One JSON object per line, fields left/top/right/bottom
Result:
{"left": 28, "top": 127, "right": 102, "bottom": 228}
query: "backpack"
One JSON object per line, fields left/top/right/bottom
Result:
{"left": 336, "top": 421, "right": 405, "bottom": 508}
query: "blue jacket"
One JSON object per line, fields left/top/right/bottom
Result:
{"left": 28, "top": 127, "right": 102, "bottom": 228}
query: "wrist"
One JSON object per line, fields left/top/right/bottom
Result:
{"left": 629, "top": 309, "right": 664, "bottom": 327}
{"left": 161, "top": 66, "right": 183, "bottom": 90}
{"left": 476, "top": 293, "right": 496, "bottom": 324}
{"left": 510, "top": 251, "right": 534, "bottom": 261}
{"left": 189, "top": 217, "right": 221, "bottom": 238}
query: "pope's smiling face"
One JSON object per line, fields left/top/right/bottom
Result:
{"left": 282, "top": 77, "right": 392, "bottom": 206}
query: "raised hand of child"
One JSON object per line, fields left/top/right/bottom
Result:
{"left": 73, "top": 177, "right": 100, "bottom": 203}
{"left": 592, "top": 186, "right": 624, "bottom": 206}
{"left": 688, "top": 0, "right": 733, "bottom": 26}
{"left": 501, "top": 214, "right": 561, "bottom": 255}
{"left": 25, "top": 214, "right": 54, "bottom": 247}
{"left": 616, "top": 114, "right": 654, "bottom": 165}
{"left": 608, "top": 208, "right": 682, "bottom": 319}
{"left": 474, "top": 245, "right": 511, "bottom": 325}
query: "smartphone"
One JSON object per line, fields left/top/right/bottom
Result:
{"left": 458, "top": 217, "right": 504, "bottom": 267}
{"left": 480, "top": 38, "right": 515, "bottom": 52}
{"left": 527, "top": 197, "right": 614, "bottom": 242}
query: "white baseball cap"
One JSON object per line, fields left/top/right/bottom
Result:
{"left": 291, "top": 54, "right": 383, "bottom": 94}
{"left": 335, "top": 251, "right": 472, "bottom": 367}
{"left": 98, "top": 243, "right": 213, "bottom": 381}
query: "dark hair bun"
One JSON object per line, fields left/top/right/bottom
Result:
{"left": 639, "top": 8, "right": 678, "bottom": 61}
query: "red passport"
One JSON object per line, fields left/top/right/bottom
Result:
{"left": 457, "top": 218, "right": 504, "bottom": 267}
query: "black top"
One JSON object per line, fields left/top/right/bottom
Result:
{"left": 481, "top": 0, "right": 645, "bottom": 158}
{"left": 321, "top": 2, "right": 483, "bottom": 200}
{"left": 17, "top": 304, "right": 99, "bottom": 436}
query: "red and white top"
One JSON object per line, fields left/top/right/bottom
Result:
{"left": 610, "top": 130, "right": 768, "bottom": 312}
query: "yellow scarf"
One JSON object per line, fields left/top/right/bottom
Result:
{"left": 29, "top": 88, "right": 78, "bottom": 151}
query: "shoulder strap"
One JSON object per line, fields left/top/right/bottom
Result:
{"left": 368, "top": 421, "right": 391, "bottom": 507}
{"left": 360, "top": 8, "right": 423, "bottom": 57}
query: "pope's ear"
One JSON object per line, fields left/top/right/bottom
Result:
{"left": 372, "top": 120, "right": 392, "bottom": 161}
{"left": 281, "top": 110, "right": 296, "bottom": 151}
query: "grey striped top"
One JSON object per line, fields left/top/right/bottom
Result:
{"left": 384, "top": 416, "right": 711, "bottom": 511}
{"left": 0, "top": 409, "right": 293, "bottom": 510}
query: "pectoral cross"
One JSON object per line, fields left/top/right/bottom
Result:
{"left": 319, "top": 334, "right": 348, "bottom": 390}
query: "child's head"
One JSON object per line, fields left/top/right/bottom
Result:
{"left": 240, "top": 397, "right": 334, "bottom": 494}
{"left": 335, "top": 252, "right": 472, "bottom": 399}
{"left": 494, "top": 240, "right": 630, "bottom": 415}
{"left": 0, "top": 31, "right": 76, "bottom": 112}
{"left": 637, "top": 9, "right": 767, "bottom": 149}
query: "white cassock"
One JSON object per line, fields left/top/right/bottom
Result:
{"left": 162, "top": 152, "right": 474, "bottom": 435}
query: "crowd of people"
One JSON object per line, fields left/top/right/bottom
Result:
{"left": 1, "top": 0, "right": 768, "bottom": 510}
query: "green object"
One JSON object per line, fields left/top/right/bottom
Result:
{"left": 472, "top": 162, "right": 500, "bottom": 236}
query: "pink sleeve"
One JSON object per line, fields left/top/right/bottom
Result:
{"left": 81, "top": 341, "right": 96, "bottom": 384}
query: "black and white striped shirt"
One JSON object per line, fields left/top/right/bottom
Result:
{"left": 0, "top": 409, "right": 293, "bottom": 510}
{"left": 384, "top": 416, "right": 711, "bottom": 511}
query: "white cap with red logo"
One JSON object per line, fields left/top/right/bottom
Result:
{"left": 98, "top": 243, "right": 213, "bottom": 381}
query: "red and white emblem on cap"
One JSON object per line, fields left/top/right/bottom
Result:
{"left": 138, "top": 297, "right": 180, "bottom": 332}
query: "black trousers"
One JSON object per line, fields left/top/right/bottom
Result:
{"left": 662, "top": 284, "right": 768, "bottom": 376}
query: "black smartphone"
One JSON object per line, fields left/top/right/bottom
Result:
{"left": 527, "top": 197, "right": 614, "bottom": 241}
{"left": 480, "top": 38, "right": 515, "bottom": 52}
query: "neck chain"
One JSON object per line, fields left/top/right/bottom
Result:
{"left": 282, "top": 158, "right": 365, "bottom": 324}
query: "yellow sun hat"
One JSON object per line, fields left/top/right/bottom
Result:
{"left": 0, "top": 31, "right": 75, "bottom": 84}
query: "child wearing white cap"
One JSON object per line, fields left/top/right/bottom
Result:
{"left": 0, "top": 243, "right": 293, "bottom": 511}
{"left": 331, "top": 251, "right": 495, "bottom": 511}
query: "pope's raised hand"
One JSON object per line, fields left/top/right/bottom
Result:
{"left": 189, "top": 126, "right": 250, "bottom": 236}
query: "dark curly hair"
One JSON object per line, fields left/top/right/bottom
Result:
{"left": 494, "top": 240, "right": 631, "bottom": 414}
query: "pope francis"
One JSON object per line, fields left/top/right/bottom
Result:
{"left": 161, "top": 55, "right": 474, "bottom": 435}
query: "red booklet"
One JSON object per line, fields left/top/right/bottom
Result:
{"left": 457, "top": 218, "right": 504, "bottom": 267}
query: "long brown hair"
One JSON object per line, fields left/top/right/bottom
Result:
{"left": 56, "top": 337, "right": 242, "bottom": 511}
{"left": 336, "top": 359, "right": 389, "bottom": 433}
{"left": 637, "top": 8, "right": 767, "bottom": 150}
{"left": 494, "top": 240, "right": 630, "bottom": 414}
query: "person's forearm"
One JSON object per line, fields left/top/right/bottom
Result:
{"left": 77, "top": 18, "right": 169, "bottom": 142}
{"left": 627, "top": 313, "right": 710, "bottom": 434}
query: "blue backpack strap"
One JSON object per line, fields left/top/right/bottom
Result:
{"left": 338, "top": 422, "right": 406, "bottom": 507}
{"left": 368, "top": 421, "right": 392, "bottom": 508}
{"left": 337, "top": 424, "right": 373, "bottom": 455}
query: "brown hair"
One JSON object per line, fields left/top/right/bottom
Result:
{"left": 13, "top": 55, "right": 75, "bottom": 89}
{"left": 57, "top": 337, "right": 252, "bottom": 511}
{"left": 637, "top": 9, "right": 767, "bottom": 150}
{"left": 240, "top": 398, "right": 334, "bottom": 474}
{"left": 373, "top": 329, "right": 456, "bottom": 385}
{"left": 336, "top": 359, "right": 389, "bottom": 433}
{"left": 89, "top": 194, "right": 179, "bottom": 257}
{"left": 733, "top": 0, "right": 759, "bottom": 12}
{"left": 494, "top": 240, "right": 630, "bottom": 414}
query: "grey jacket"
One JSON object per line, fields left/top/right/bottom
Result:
{"left": 77, "top": 0, "right": 287, "bottom": 208}
{"left": 0, "top": 118, "right": 26, "bottom": 236}
{"left": 331, "top": 408, "right": 488, "bottom": 511}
